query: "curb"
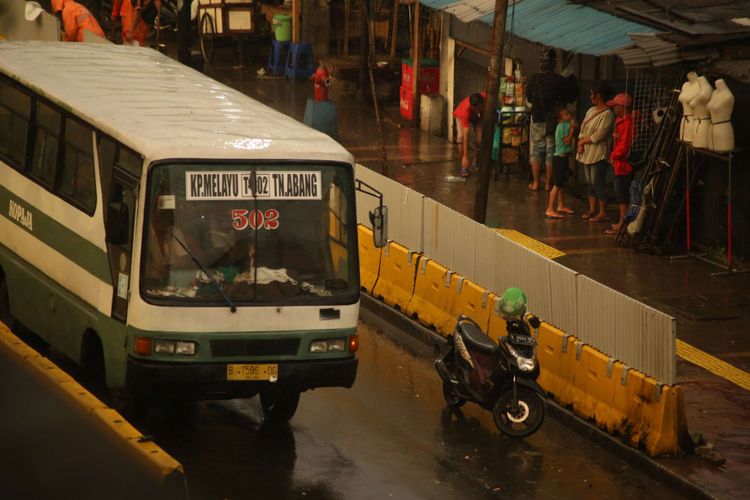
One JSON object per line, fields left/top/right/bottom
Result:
{"left": 0, "top": 322, "right": 188, "bottom": 498}
{"left": 359, "top": 292, "right": 715, "bottom": 500}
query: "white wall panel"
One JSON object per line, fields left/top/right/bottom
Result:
{"left": 576, "top": 275, "right": 617, "bottom": 354}
{"left": 355, "top": 164, "right": 424, "bottom": 252}
{"left": 642, "top": 304, "right": 676, "bottom": 384}
{"left": 548, "top": 260, "right": 578, "bottom": 333}
{"left": 577, "top": 275, "right": 675, "bottom": 385}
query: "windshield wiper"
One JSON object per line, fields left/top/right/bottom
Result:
{"left": 172, "top": 233, "right": 237, "bottom": 313}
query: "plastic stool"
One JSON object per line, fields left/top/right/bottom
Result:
{"left": 285, "top": 42, "right": 314, "bottom": 79}
{"left": 267, "top": 39, "right": 290, "bottom": 76}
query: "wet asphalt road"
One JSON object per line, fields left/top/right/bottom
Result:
{"left": 152, "top": 318, "right": 681, "bottom": 500}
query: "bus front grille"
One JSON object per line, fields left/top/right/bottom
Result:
{"left": 210, "top": 338, "right": 301, "bottom": 357}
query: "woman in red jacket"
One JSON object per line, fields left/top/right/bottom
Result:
{"left": 606, "top": 93, "right": 634, "bottom": 235}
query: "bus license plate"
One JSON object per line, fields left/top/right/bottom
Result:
{"left": 227, "top": 364, "right": 279, "bottom": 381}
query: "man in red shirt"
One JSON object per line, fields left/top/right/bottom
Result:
{"left": 606, "top": 92, "right": 634, "bottom": 235}
{"left": 453, "top": 92, "right": 486, "bottom": 177}
{"left": 51, "top": 0, "right": 105, "bottom": 42}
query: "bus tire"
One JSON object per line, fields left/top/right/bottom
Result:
{"left": 260, "top": 387, "right": 300, "bottom": 422}
{"left": 0, "top": 271, "right": 11, "bottom": 328}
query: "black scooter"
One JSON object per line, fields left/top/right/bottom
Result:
{"left": 435, "top": 315, "right": 546, "bottom": 438}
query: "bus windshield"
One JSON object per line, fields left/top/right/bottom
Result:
{"left": 141, "top": 163, "right": 358, "bottom": 306}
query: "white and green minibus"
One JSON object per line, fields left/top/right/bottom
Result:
{"left": 0, "top": 41, "right": 385, "bottom": 420}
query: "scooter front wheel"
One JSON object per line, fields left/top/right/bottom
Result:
{"left": 493, "top": 387, "right": 545, "bottom": 438}
{"left": 443, "top": 380, "right": 466, "bottom": 408}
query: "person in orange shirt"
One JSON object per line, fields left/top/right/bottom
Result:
{"left": 112, "top": 0, "right": 160, "bottom": 46}
{"left": 51, "top": 0, "right": 105, "bottom": 42}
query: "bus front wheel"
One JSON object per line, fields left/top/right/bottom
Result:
{"left": 260, "top": 387, "right": 300, "bottom": 422}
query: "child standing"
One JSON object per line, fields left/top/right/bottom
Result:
{"left": 545, "top": 107, "right": 577, "bottom": 218}
{"left": 605, "top": 93, "right": 634, "bottom": 234}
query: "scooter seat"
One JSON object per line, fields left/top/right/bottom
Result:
{"left": 457, "top": 320, "right": 497, "bottom": 353}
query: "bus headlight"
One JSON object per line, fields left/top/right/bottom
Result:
{"left": 175, "top": 341, "right": 197, "bottom": 356}
{"left": 328, "top": 339, "right": 346, "bottom": 352}
{"left": 154, "top": 340, "right": 197, "bottom": 356}
{"left": 310, "top": 338, "right": 347, "bottom": 353}
{"left": 154, "top": 340, "right": 176, "bottom": 354}
{"left": 310, "top": 340, "right": 328, "bottom": 353}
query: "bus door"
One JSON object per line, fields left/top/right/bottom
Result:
{"left": 97, "top": 136, "right": 141, "bottom": 322}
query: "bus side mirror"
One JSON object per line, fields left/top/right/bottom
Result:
{"left": 369, "top": 205, "right": 388, "bottom": 248}
{"left": 106, "top": 203, "right": 129, "bottom": 245}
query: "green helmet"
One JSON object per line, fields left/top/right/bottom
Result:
{"left": 500, "top": 287, "right": 527, "bottom": 318}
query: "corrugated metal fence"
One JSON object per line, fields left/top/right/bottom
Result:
{"left": 355, "top": 164, "right": 676, "bottom": 384}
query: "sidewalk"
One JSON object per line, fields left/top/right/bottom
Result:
{"left": 200, "top": 54, "right": 749, "bottom": 498}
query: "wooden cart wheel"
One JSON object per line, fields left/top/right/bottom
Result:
{"left": 199, "top": 12, "right": 216, "bottom": 64}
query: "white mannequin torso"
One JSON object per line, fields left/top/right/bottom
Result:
{"left": 707, "top": 79, "right": 735, "bottom": 152}
{"left": 690, "top": 76, "right": 713, "bottom": 148}
{"left": 678, "top": 72, "right": 699, "bottom": 142}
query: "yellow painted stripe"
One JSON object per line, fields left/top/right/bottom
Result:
{"left": 677, "top": 339, "right": 750, "bottom": 391}
{"left": 496, "top": 228, "right": 566, "bottom": 259}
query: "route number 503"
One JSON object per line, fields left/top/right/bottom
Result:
{"left": 231, "top": 208, "right": 280, "bottom": 230}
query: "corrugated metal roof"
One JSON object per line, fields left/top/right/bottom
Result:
{"left": 613, "top": 32, "right": 721, "bottom": 68}
{"left": 576, "top": 0, "right": 750, "bottom": 36}
{"left": 420, "top": 0, "right": 655, "bottom": 55}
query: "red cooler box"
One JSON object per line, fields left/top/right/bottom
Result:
{"left": 402, "top": 58, "right": 440, "bottom": 95}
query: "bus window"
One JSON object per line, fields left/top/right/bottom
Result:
{"left": 59, "top": 118, "right": 96, "bottom": 212}
{"left": 96, "top": 134, "right": 117, "bottom": 202}
{"left": 118, "top": 147, "right": 143, "bottom": 178}
{"left": 141, "top": 164, "right": 358, "bottom": 305}
{"left": 30, "top": 101, "right": 62, "bottom": 187}
{"left": 0, "top": 79, "right": 31, "bottom": 170}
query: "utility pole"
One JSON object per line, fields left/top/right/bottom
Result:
{"left": 366, "top": 0, "right": 389, "bottom": 175}
{"left": 473, "top": 0, "right": 509, "bottom": 223}
{"left": 410, "top": 0, "right": 421, "bottom": 126}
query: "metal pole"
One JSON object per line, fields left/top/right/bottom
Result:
{"left": 292, "top": 0, "right": 300, "bottom": 43}
{"left": 358, "top": 0, "right": 369, "bottom": 102}
{"left": 473, "top": 0, "right": 509, "bottom": 223}
{"left": 411, "top": 0, "right": 421, "bottom": 125}
{"left": 367, "top": 0, "right": 389, "bottom": 175}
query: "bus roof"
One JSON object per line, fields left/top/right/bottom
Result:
{"left": 0, "top": 42, "right": 354, "bottom": 165}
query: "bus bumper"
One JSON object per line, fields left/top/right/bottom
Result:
{"left": 126, "top": 356, "right": 358, "bottom": 397}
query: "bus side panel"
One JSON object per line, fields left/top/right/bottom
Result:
{"left": 0, "top": 243, "right": 127, "bottom": 388}
{"left": 98, "top": 315, "right": 128, "bottom": 388}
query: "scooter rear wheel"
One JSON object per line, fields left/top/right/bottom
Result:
{"left": 442, "top": 380, "right": 466, "bottom": 408}
{"left": 493, "top": 387, "right": 545, "bottom": 437}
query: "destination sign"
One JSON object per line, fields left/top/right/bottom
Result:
{"left": 186, "top": 171, "right": 321, "bottom": 200}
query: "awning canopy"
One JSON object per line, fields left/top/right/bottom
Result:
{"left": 420, "top": 0, "right": 655, "bottom": 55}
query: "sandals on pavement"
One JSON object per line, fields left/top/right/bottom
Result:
{"left": 588, "top": 214, "right": 610, "bottom": 223}
{"left": 545, "top": 212, "right": 564, "bottom": 219}
{"left": 557, "top": 207, "right": 575, "bottom": 214}
{"left": 460, "top": 169, "right": 470, "bottom": 177}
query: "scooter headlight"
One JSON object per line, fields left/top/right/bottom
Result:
{"left": 507, "top": 343, "right": 536, "bottom": 373}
